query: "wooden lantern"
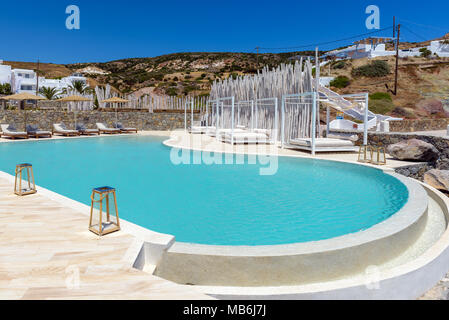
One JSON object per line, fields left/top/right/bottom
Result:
{"left": 371, "top": 146, "right": 387, "bottom": 166}
{"left": 14, "top": 163, "right": 37, "bottom": 196}
{"left": 89, "top": 186, "right": 120, "bottom": 236}
{"left": 357, "top": 145, "right": 374, "bottom": 164}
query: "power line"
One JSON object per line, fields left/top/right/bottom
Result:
{"left": 401, "top": 25, "right": 429, "bottom": 42}
{"left": 258, "top": 26, "right": 394, "bottom": 51}
{"left": 396, "top": 19, "right": 448, "bottom": 32}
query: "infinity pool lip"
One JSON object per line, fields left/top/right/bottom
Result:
{"left": 162, "top": 137, "right": 423, "bottom": 253}
{"left": 157, "top": 136, "right": 431, "bottom": 288}
{"left": 155, "top": 170, "right": 428, "bottom": 287}
{"left": 162, "top": 172, "right": 425, "bottom": 256}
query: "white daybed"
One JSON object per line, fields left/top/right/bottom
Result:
{"left": 220, "top": 131, "right": 270, "bottom": 144}
{"left": 190, "top": 126, "right": 216, "bottom": 134}
{"left": 207, "top": 128, "right": 247, "bottom": 137}
{"left": 288, "top": 138, "right": 358, "bottom": 152}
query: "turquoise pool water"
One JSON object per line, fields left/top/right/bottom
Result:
{"left": 0, "top": 135, "right": 409, "bottom": 246}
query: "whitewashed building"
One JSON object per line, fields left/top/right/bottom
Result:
{"left": 325, "top": 39, "right": 449, "bottom": 60}
{"left": 0, "top": 61, "right": 12, "bottom": 85}
{"left": 0, "top": 60, "right": 88, "bottom": 94}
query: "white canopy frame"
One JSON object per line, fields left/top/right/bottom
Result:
{"left": 235, "top": 100, "right": 254, "bottom": 130}
{"left": 184, "top": 98, "right": 217, "bottom": 132}
{"left": 281, "top": 92, "right": 318, "bottom": 154}
{"left": 211, "top": 96, "right": 278, "bottom": 145}
{"left": 211, "top": 96, "right": 235, "bottom": 143}
{"left": 253, "top": 97, "right": 279, "bottom": 144}
{"left": 321, "top": 92, "right": 369, "bottom": 145}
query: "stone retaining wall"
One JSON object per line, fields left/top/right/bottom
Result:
{"left": 389, "top": 119, "right": 449, "bottom": 132}
{"left": 353, "top": 132, "right": 449, "bottom": 181}
{"left": 0, "top": 110, "right": 198, "bottom": 131}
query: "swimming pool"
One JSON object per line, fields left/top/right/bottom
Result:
{"left": 0, "top": 135, "right": 408, "bottom": 246}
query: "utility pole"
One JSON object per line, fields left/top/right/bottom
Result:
{"left": 394, "top": 24, "right": 401, "bottom": 95}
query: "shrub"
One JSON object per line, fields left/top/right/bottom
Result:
{"left": 331, "top": 60, "right": 346, "bottom": 69}
{"left": 330, "top": 76, "right": 350, "bottom": 88}
{"left": 420, "top": 48, "right": 432, "bottom": 58}
{"left": 0, "top": 83, "right": 12, "bottom": 95}
{"left": 369, "top": 92, "right": 392, "bottom": 101}
{"left": 173, "top": 76, "right": 179, "bottom": 81}
{"left": 152, "top": 73, "right": 164, "bottom": 81}
{"left": 352, "top": 60, "right": 390, "bottom": 77}
{"left": 166, "top": 88, "right": 177, "bottom": 96}
{"left": 369, "top": 98, "right": 395, "bottom": 115}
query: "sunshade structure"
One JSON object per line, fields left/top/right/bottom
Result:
{"left": 0, "top": 93, "right": 47, "bottom": 130}
{"left": 101, "top": 97, "right": 129, "bottom": 125}
{"left": 56, "top": 95, "right": 91, "bottom": 129}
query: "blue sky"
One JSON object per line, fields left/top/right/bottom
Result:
{"left": 0, "top": 0, "right": 448, "bottom": 64}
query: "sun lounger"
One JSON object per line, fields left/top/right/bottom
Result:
{"left": 1, "top": 124, "right": 29, "bottom": 139}
{"left": 96, "top": 123, "right": 121, "bottom": 134}
{"left": 113, "top": 122, "right": 137, "bottom": 133}
{"left": 53, "top": 123, "right": 80, "bottom": 136}
{"left": 26, "top": 124, "right": 52, "bottom": 138}
{"left": 220, "top": 131, "right": 270, "bottom": 144}
{"left": 76, "top": 123, "right": 100, "bottom": 135}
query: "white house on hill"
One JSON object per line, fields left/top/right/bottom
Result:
{"left": 0, "top": 60, "right": 88, "bottom": 94}
{"left": 324, "top": 38, "right": 449, "bottom": 60}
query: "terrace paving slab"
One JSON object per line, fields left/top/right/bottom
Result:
{"left": 0, "top": 175, "right": 210, "bottom": 300}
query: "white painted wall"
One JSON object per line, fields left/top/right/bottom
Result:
{"left": 0, "top": 64, "right": 11, "bottom": 85}
{"left": 0, "top": 60, "right": 88, "bottom": 94}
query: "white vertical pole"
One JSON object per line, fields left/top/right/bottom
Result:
{"left": 184, "top": 101, "right": 187, "bottom": 132}
{"left": 191, "top": 99, "right": 194, "bottom": 128}
{"left": 206, "top": 101, "right": 209, "bottom": 128}
{"left": 281, "top": 96, "right": 285, "bottom": 148}
{"left": 311, "top": 92, "right": 317, "bottom": 156}
{"left": 364, "top": 93, "right": 369, "bottom": 145}
{"left": 255, "top": 100, "right": 258, "bottom": 129}
{"left": 231, "top": 96, "right": 235, "bottom": 145}
{"left": 326, "top": 106, "right": 330, "bottom": 137}
{"left": 237, "top": 102, "right": 240, "bottom": 126}
{"left": 274, "top": 98, "right": 279, "bottom": 144}
{"left": 215, "top": 100, "right": 219, "bottom": 137}
{"left": 251, "top": 100, "right": 254, "bottom": 130}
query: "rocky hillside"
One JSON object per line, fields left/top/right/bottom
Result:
{"left": 327, "top": 55, "right": 449, "bottom": 119}
{"left": 66, "top": 51, "right": 317, "bottom": 96}
{"left": 4, "top": 33, "right": 449, "bottom": 119}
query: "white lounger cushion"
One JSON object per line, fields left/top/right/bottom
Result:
{"left": 216, "top": 128, "right": 247, "bottom": 134}
{"left": 222, "top": 132, "right": 269, "bottom": 143}
{"left": 96, "top": 123, "right": 119, "bottom": 131}
{"left": 1, "top": 124, "right": 27, "bottom": 135}
{"left": 290, "top": 138, "right": 354, "bottom": 148}
{"left": 208, "top": 128, "right": 247, "bottom": 137}
{"left": 191, "top": 126, "right": 216, "bottom": 132}
{"left": 253, "top": 128, "right": 272, "bottom": 138}
{"left": 53, "top": 124, "right": 78, "bottom": 133}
